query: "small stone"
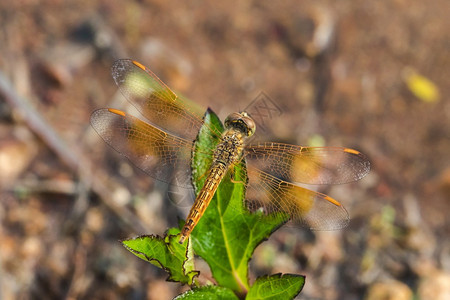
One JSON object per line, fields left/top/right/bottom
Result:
{"left": 365, "top": 280, "right": 412, "bottom": 300}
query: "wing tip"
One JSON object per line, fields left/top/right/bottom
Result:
{"left": 112, "top": 58, "right": 132, "bottom": 69}
{"left": 344, "top": 147, "right": 371, "bottom": 176}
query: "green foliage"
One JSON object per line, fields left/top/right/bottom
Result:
{"left": 122, "top": 109, "right": 305, "bottom": 299}
{"left": 246, "top": 274, "right": 305, "bottom": 300}
{"left": 174, "top": 286, "right": 239, "bottom": 300}
{"left": 121, "top": 227, "right": 199, "bottom": 285}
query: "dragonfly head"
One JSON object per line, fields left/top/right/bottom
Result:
{"left": 224, "top": 111, "right": 256, "bottom": 137}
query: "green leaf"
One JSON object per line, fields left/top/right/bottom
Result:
{"left": 191, "top": 109, "right": 285, "bottom": 293}
{"left": 174, "top": 285, "right": 239, "bottom": 300}
{"left": 122, "top": 228, "right": 199, "bottom": 285}
{"left": 246, "top": 273, "right": 305, "bottom": 300}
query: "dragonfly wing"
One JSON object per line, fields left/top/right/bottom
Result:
{"left": 112, "top": 59, "right": 209, "bottom": 141}
{"left": 245, "top": 167, "right": 349, "bottom": 230}
{"left": 244, "top": 142, "right": 370, "bottom": 185}
{"left": 90, "top": 108, "right": 195, "bottom": 188}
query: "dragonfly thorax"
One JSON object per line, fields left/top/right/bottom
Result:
{"left": 224, "top": 111, "right": 256, "bottom": 137}
{"left": 213, "top": 130, "right": 246, "bottom": 166}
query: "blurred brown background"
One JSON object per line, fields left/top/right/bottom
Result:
{"left": 0, "top": 1, "right": 449, "bottom": 299}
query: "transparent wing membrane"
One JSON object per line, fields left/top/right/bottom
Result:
{"left": 111, "top": 59, "right": 212, "bottom": 140}
{"left": 245, "top": 168, "right": 350, "bottom": 230}
{"left": 245, "top": 143, "right": 370, "bottom": 185}
{"left": 91, "top": 108, "right": 195, "bottom": 187}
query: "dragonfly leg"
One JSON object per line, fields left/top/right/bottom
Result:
{"left": 227, "top": 166, "right": 245, "bottom": 185}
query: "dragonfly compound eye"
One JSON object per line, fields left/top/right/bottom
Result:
{"left": 224, "top": 112, "right": 256, "bottom": 137}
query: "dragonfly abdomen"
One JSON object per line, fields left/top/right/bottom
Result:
{"left": 179, "top": 129, "right": 247, "bottom": 244}
{"left": 179, "top": 162, "right": 228, "bottom": 243}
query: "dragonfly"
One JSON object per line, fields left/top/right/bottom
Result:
{"left": 90, "top": 59, "right": 370, "bottom": 244}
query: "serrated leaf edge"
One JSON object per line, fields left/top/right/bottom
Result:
{"left": 121, "top": 234, "right": 200, "bottom": 285}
